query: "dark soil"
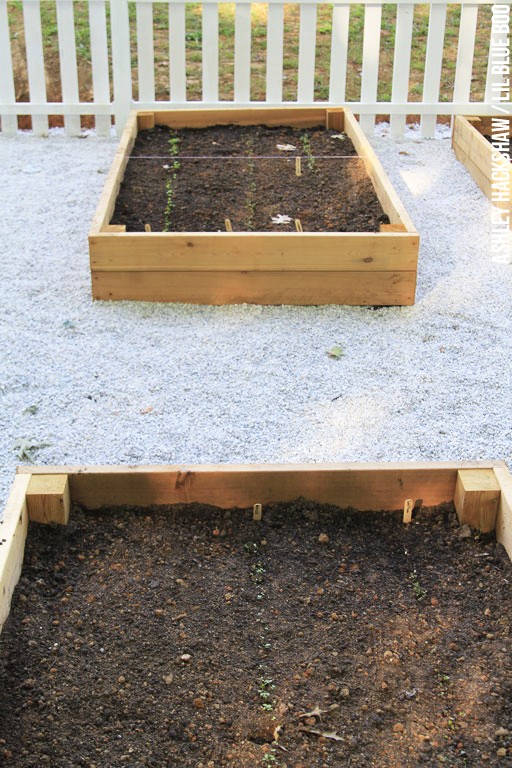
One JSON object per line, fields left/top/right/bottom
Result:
{"left": 1, "top": 501, "right": 512, "bottom": 768}
{"left": 111, "top": 125, "right": 390, "bottom": 233}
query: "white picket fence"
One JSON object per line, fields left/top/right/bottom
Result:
{"left": 0, "top": 0, "right": 508, "bottom": 139}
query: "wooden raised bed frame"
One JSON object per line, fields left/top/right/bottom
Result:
{"left": 1, "top": 461, "right": 512, "bottom": 634}
{"left": 89, "top": 107, "right": 419, "bottom": 305}
{"left": 452, "top": 115, "right": 511, "bottom": 224}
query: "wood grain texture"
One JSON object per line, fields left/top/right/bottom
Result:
{"left": 452, "top": 115, "right": 512, "bottom": 219}
{"left": 89, "top": 232, "right": 419, "bottom": 272}
{"left": 26, "top": 474, "right": 71, "bottom": 525}
{"left": 91, "top": 269, "right": 417, "bottom": 305}
{"left": 17, "top": 461, "right": 507, "bottom": 513}
{"left": 0, "top": 474, "right": 31, "bottom": 634}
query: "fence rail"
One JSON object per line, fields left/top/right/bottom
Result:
{"left": 0, "top": 0, "right": 509, "bottom": 139}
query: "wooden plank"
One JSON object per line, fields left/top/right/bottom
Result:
{"left": 495, "top": 465, "right": 512, "bottom": 562}
{"left": 266, "top": 3, "right": 284, "bottom": 103}
{"left": 151, "top": 106, "right": 333, "bottom": 128}
{"left": 91, "top": 269, "right": 417, "bottom": 304}
{"left": 343, "top": 109, "right": 417, "bottom": 231}
{"left": 56, "top": 0, "right": 81, "bottom": 136}
{"left": 329, "top": 3, "right": 350, "bottom": 103}
{"left": 89, "top": 0, "right": 111, "bottom": 136}
{"left": 453, "top": 115, "right": 512, "bottom": 215}
{"left": 454, "top": 469, "right": 500, "bottom": 533}
{"left": 234, "top": 3, "right": 252, "bottom": 102}
{"left": 359, "top": 2, "right": 382, "bottom": 134}
{"left": 202, "top": 2, "right": 219, "bottom": 102}
{"left": 26, "top": 475, "right": 71, "bottom": 525}
{"left": 0, "top": 474, "right": 31, "bottom": 634}
{"left": 90, "top": 111, "right": 138, "bottom": 233}
{"left": 22, "top": 0, "right": 48, "bottom": 135}
{"left": 297, "top": 3, "right": 317, "bottom": 102}
{"left": 90, "top": 231, "right": 419, "bottom": 271}
{"left": 136, "top": 1, "right": 155, "bottom": 103}
{"left": 17, "top": 462, "right": 507, "bottom": 513}
{"left": 390, "top": 3, "right": 414, "bottom": 138}
{"left": 420, "top": 2, "right": 447, "bottom": 138}
{"left": 169, "top": 2, "right": 186, "bottom": 102}
{"left": 0, "top": 0, "right": 17, "bottom": 134}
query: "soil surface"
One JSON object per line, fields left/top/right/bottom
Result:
{"left": 111, "top": 125, "right": 390, "bottom": 233}
{"left": 1, "top": 501, "right": 512, "bottom": 768}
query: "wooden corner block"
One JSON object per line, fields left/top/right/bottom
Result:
{"left": 137, "top": 112, "right": 155, "bottom": 131}
{"left": 454, "top": 469, "right": 500, "bottom": 533}
{"left": 26, "top": 475, "right": 71, "bottom": 525}
{"left": 326, "top": 108, "right": 344, "bottom": 131}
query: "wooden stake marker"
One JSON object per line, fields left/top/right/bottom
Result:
{"left": 225, "top": 218, "right": 233, "bottom": 232}
{"left": 295, "top": 219, "right": 303, "bottom": 232}
{"left": 144, "top": 223, "right": 152, "bottom": 232}
{"left": 253, "top": 503, "right": 262, "bottom": 521}
{"left": 295, "top": 157, "right": 302, "bottom": 177}
{"left": 403, "top": 498, "right": 413, "bottom": 524}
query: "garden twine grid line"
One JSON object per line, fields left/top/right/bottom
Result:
{"left": 128, "top": 154, "right": 368, "bottom": 160}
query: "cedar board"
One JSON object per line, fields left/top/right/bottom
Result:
{"left": 452, "top": 115, "right": 511, "bottom": 226}
{"left": 89, "top": 107, "right": 419, "bottom": 305}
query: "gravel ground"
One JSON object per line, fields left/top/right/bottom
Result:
{"left": 0, "top": 123, "right": 511, "bottom": 511}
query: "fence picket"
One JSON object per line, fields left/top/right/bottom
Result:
{"left": 110, "top": 0, "right": 132, "bottom": 133}
{"left": 297, "top": 3, "right": 317, "bottom": 102}
{"left": 0, "top": 1, "right": 508, "bottom": 136}
{"left": 266, "top": 3, "right": 284, "bottom": 102}
{"left": 136, "top": 1, "right": 156, "bottom": 103}
{"left": 89, "top": 0, "right": 110, "bottom": 136}
{"left": 56, "top": 0, "right": 81, "bottom": 135}
{"left": 22, "top": 0, "right": 48, "bottom": 135}
{"left": 329, "top": 3, "right": 350, "bottom": 103}
{"left": 0, "top": 0, "right": 16, "bottom": 134}
{"left": 453, "top": 3, "right": 478, "bottom": 105}
{"left": 359, "top": 3, "right": 382, "bottom": 133}
{"left": 390, "top": 3, "right": 413, "bottom": 137}
{"left": 420, "top": 2, "right": 447, "bottom": 137}
{"left": 234, "top": 3, "right": 252, "bottom": 102}
{"left": 169, "top": 2, "right": 186, "bottom": 101}
{"left": 202, "top": 3, "right": 219, "bottom": 102}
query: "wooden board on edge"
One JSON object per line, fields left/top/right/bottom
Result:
{"left": 0, "top": 474, "right": 31, "bottom": 633}
{"left": 17, "top": 461, "right": 507, "bottom": 513}
{"left": 91, "top": 269, "right": 417, "bottom": 305}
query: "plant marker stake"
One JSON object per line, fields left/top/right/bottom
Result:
{"left": 225, "top": 218, "right": 233, "bottom": 232}
{"left": 144, "top": 223, "right": 151, "bottom": 232}
{"left": 295, "top": 219, "right": 303, "bottom": 233}
{"left": 253, "top": 503, "right": 262, "bottom": 521}
{"left": 295, "top": 156, "right": 302, "bottom": 177}
{"left": 403, "top": 499, "right": 413, "bottom": 524}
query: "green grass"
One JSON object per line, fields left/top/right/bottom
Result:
{"left": 6, "top": 0, "right": 492, "bottom": 118}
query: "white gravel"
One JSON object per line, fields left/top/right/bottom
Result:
{"left": 1, "top": 124, "right": 511, "bottom": 511}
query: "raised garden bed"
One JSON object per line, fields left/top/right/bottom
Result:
{"left": 89, "top": 108, "right": 419, "bottom": 305}
{"left": 452, "top": 115, "right": 511, "bottom": 225}
{"left": 1, "top": 462, "right": 512, "bottom": 766}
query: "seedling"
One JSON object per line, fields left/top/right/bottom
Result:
{"left": 410, "top": 569, "right": 427, "bottom": 601}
